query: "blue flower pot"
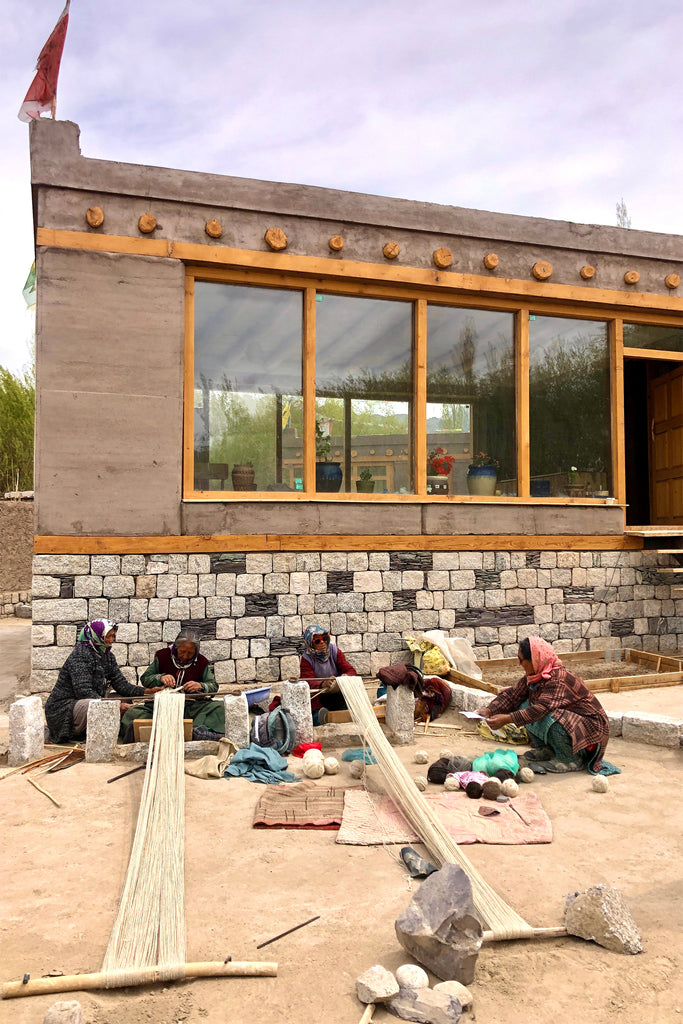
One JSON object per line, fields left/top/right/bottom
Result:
{"left": 316, "top": 461, "right": 343, "bottom": 492}
{"left": 467, "top": 465, "right": 497, "bottom": 496}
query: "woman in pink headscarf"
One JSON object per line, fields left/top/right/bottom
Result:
{"left": 476, "top": 636, "right": 616, "bottom": 775}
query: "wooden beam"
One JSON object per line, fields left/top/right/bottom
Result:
{"left": 37, "top": 229, "right": 683, "bottom": 316}
{"left": 414, "top": 299, "right": 427, "bottom": 496}
{"left": 34, "top": 534, "right": 644, "bottom": 554}
{"left": 303, "top": 287, "right": 316, "bottom": 494}
{"left": 516, "top": 309, "right": 530, "bottom": 498}
{"left": 623, "top": 347, "right": 683, "bottom": 362}
{"left": 610, "top": 319, "right": 626, "bottom": 506}
{"left": 183, "top": 275, "right": 196, "bottom": 497}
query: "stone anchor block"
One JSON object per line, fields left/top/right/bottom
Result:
{"left": 9, "top": 695, "right": 44, "bottom": 766}
{"left": 386, "top": 683, "right": 414, "bottom": 745}
{"left": 564, "top": 884, "right": 643, "bottom": 954}
{"left": 281, "top": 680, "right": 314, "bottom": 744}
{"left": 223, "top": 693, "right": 250, "bottom": 749}
{"left": 356, "top": 964, "right": 399, "bottom": 1004}
{"left": 86, "top": 700, "right": 120, "bottom": 762}
{"left": 386, "top": 987, "right": 462, "bottom": 1024}
{"left": 621, "top": 712, "right": 682, "bottom": 748}
{"left": 43, "top": 1001, "right": 83, "bottom": 1024}
{"left": 395, "top": 863, "right": 483, "bottom": 985}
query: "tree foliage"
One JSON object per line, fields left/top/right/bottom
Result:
{"left": 0, "top": 366, "right": 35, "bottom": 493}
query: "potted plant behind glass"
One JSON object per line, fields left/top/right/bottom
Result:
{"left": 427, "top": 446, "right": 455, "bottom": 495}
{"left": 315, "top": 419, "right": 343, "bottom": 493}
{"left": 356, "top": 466, "right": 375, "bottom": 493}
{"left": 466, "top": 451, "right": 499, "bottom": 496}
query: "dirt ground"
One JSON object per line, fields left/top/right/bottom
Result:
{"left": 1, "top": 690, "right": 682, "bottom": 1024}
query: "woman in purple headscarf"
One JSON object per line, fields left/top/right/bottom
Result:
{"left": 45, "top": 619, "right": 170, "bottom": 743}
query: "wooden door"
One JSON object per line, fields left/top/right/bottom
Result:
{"left": 648, "top": 365, "right": 683, "bottom": 523}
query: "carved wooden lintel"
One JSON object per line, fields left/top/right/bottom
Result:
{"left": 328, "top": 235, "right": 344, "bottom": 251}
{"left": 205, "top": 219, "right": 223, "bottom": 239}
{"left": 138, "top": 213, "right": 157, "bottom": 234}
{"left": 664, "top": 273, "right": 681, "bottom": 290}
{"left": 624, "top": 270, "right": 640, "bottom": 285}
{"left": 433, "top": 248, "right": 453, "bottom": 269}
{"left": 532, "top": 260, "right": 553, "bottom": 281}
{"left": 580, "top": 265, "right": 595, "bottom": 280}
{"left": 383, "top": 241, "right": 400, "bottom": 260}
{"left": 483, "top": 253, "right": 499, "bottom": 270}
{"left": 85, "top": 206, "right": 104, "bottom": 228}
{"left": 265, "top": 227, "right": 288, "bottom": 251}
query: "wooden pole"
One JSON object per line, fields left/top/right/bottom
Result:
{"left": 482, "top": 926, "right": 567, "bottom": 943}
{"left": 358, "top": 1003, "right": 376, "bottom": 1024}
{"left": 2, "top": 960, "right": 278, "bottom": 999}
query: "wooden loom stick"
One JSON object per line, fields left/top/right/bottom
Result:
{"left": 1, "top": 961, "right": 278, "bottom": 998}
{"left": 358, "top": 1003, "right": 376, "bottom": 1024}
{"left": 26, "top": 776, "right": 61, "bottom": 807}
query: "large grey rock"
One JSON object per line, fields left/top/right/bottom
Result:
{"left": 621, "top": 712, "right": 682, "bottom": 748}
{"left": 85, "top": 700, "right": 120, "bottom": 762}
{"left": 433, "top": 981, "right": 473, "bottom": 1008}
{"left": 395, "top": 864, "right": 483, "bottom": 984}
{"left": 386, "top": 683, "right": 415, "bottom": 744}
{"left": 356, "top": 964, "right": 400, "bottom": 1003}
{"left": 564, "top": 884, "right": 643, "bottom": 954}
{"left": 223, "top": 693, "right": 250, "bottom": 749}
{"left": 281, "top": 680, "right": 313, "bottom": 744}
{"left": 386, "top": 986, "right": 461, "bottom": 1024}
{"left": 9, "top": 695, "right": 44, "bottom": 766}
{"left": 43, "top": 1000, "right": 82, "bottom": 1024}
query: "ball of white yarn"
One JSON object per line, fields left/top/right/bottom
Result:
{"left": 414, "top": 775, "right": 428, "bottom": 791}
{"left": 303, "top": 759, "right": 325, "bottom": 779}
{"left": 592, "top": 774, "right": 610, "bottom": 793}
{"left": 518, "top": 766, "right": 534, "bottom": 783}
{"left": 396, "top": 964, "right": 429, "bottom": 990}
{"left": 303, "top": 748, "right": 323, "bottom": 764}
{"left": 323, "top": 757, "right": 339, "bottom": 774}
{"left": 349, "top": 760, "right": 365, "bottom": 779}
{"left": 444, "top": 776, "right": 460, "bottom": 792}
{"left": 440, "top": 748, "right": 454, "bottom": 760}
{"left": 414, "top": 750, "right": 429, "bottom": 764}
{"left": 501, "top": 779, "right": 519, "bottom": 798}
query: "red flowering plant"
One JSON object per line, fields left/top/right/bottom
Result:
{"left": 427, "top": 447, "right": 456, "bottom": 476}
{"left": 468, "top": 451, "right": 500, "bottom": 470}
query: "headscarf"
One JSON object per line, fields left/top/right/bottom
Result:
{"left": 77, "top": 619, "right": 117, "bottom": 655}
{"left": 171, "top": 628, "right": 200, "bottom": 670}
{"left": 303, "top": 624, "right": 331, "bottom": 663}
{"left": 526, "top": 636, "right": 563, "bottom": 684}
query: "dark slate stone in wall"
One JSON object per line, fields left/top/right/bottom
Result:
{"left": 245, "top": 593, "right": 279, "bottom": 616}
{"left": 210, "top": 553, "right": 247, "bottom": 574}
{"left": 393, "top": 591, "right": 418, "bottom": 611}
{"left": 270, "top": 637, "right": 302, "bottom": 657}
{"left": 59, "top": 576, "right": 75, "bottom": 599}
{"left": 327, "top": 571, "right": 354, "bottom": 593}
{"left": 611, "top": 618, "right": 635, "bottom": 637}
{"left": 648, "top": 616, "right": 668, "bottom": 635}
{"left": 526, "top": 552, "right": 541, "bottom": 568}
{"left": 180, "top": 618, "right": 217, "bottom": 640}
{"left": 454, "top": 606, "right": 535, "bottom": 627}
{"left": 389, "top": 552, "right": 433, "bottom": 572}
{"left": 474, "top": 570, "right": 501, "bottom": 590}
{"left": 564, "top": 587, "right": 595, "bottom": 603}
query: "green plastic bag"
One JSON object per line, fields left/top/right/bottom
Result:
{"left": 471, "top": 748, "right": 519, "bottom": 776}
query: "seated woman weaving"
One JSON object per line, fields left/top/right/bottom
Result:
{"left": 45, "top": 619, "right": 163, "bottom": 743}
{"left": 120, "top": 629, "right": 225, "bottom": 742}
{"left": 476, "top": 636, "right": 617, "bottom": 775}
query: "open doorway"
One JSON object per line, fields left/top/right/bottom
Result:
{"left": 624, "top": 359, "right": 683, "bottom": 525}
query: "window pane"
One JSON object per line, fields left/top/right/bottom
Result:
{"left": 194, "top": 283, "right": 302, "bottom": 491}
{"left": 623, "top": 323, "right": 683, "bottom": 353}
{"left": 315, "top": 295, "right": 413, "bottom": 494}
{"left": 529, "top": 315, "right": 611, "bottom": 497}
{"left": 427, "top": 306, "right": 516, "bottom": 495}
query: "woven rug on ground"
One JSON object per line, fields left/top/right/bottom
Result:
{"left": 336, "top": 789, "right": 552, "bottom": 846}
{"left": 253, "top": 780, "right": 356, "bottom": 829}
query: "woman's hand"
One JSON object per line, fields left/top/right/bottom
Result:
{"left": 182, "top": 680, "right": 203, "bottom": 694}
{"left": 475, "top": 706, "right": 490, "bottom": 717}
{"left": 487, "top": 713, "right": 512, "bottom": 731}
{"left": 119, "top": 701, "right": 132, "bottom": 715}
{"left": 160, "top": 674, "right": 176, "bottom": 688}
{"left": 143, "top": 686, "right": 163, "bottom": 695}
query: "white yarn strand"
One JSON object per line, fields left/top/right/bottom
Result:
{"left": 337, "top": 675, "right": 534, "bottom": 940}
{"left": 102, "top": 691, "right": 187, "bottom": 981}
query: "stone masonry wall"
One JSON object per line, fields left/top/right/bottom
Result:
{"left": 30, "top": 549, "right": 683, "bottom": 698}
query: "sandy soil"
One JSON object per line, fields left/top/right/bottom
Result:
{"left": 1, "top": 704, "right": 682, "bottom": 1024}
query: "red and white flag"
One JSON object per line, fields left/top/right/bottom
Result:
{"left": 18, "top": 1, "right": 71, "bottom": 123}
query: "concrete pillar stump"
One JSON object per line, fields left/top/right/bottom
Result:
{"left": 224, "top": 693, "right": 250, "bottom": 749}
{"left": 386, "top": 684, "right": 415, "bottom": 745}
{"left": 9, "top": 695, "right": 44, "bottom": 766}
{"left": 85, "top": 700, "right": 120, "bottom": 762}
{"left": 281, "top": 680, "right": 314, "bottom": 744}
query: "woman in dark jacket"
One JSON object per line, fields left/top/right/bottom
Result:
{"left": 45, "top": 619, "right": 160, "bottom": 743}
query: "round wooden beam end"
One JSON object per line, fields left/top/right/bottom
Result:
{"left": 664, "top": 273, "right": 681, "bottom": 289}
{"left": 483, "top": 253, "right": 499, "bottom": 270}
{"left": 532, "top": 260, "right": 553, "bottom": 281}
{"left": 85, "top": 206, "right": 104, "bottom": 228}
{"left": 433, "top": 248, "right": 453, "bottom": 269}
{"left": 205, "top": 219, "right": 223, "bottom": 239}
{"left": 265, "top": 227, "right": 288, "bottom": 251}
{"left": 383, "top": 241, "right": 400, "bottom": 260}
{"left": 580, "top": 265, "right": 595, "bottom": 280}
{"left": 328, "top": 235, "right": 344, "bottom": 251}
{"left": 138, "top": 213, "right": 157, "bottom": 234}
{"left": 624, "top": 270, "right": 640, "bottom": 285}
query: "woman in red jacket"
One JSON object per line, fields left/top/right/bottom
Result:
{"left": 299, "top": 624, "right": 357, "bottom": 725}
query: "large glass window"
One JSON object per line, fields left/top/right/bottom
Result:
{"left": 623, "top": 323, "right": 683, "bottom": 353}
{"left": 529, "top": 315, "right": 612, "bottom": 497}
{"left": 427, "top": 306, "right": 516, "bottom": 495}
{"left": 315, "top": 295, "right": 413, "bottom": 494}
{"left": 194, "top": 283, "right": 303, "bottom": 492}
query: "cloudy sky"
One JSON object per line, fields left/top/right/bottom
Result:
{"left": 1, "top": 0, "right": 682, "bottom": 375}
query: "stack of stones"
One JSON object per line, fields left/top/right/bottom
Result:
{"left": 29, "top": 548, "right": 682, "bottom": 705}
{"left": 1, "top": 589, "right": 31, "bottom": 618}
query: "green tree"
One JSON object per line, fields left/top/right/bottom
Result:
{"left": 616, "top": 197, "right": 631, "bottom": 228}
{"left": 0, "top": 366, "right": 35, "bottom": 493}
